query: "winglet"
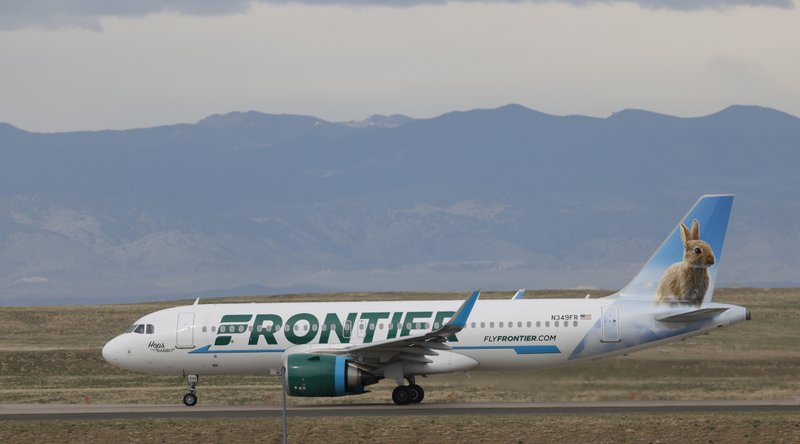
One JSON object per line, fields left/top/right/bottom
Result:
{"left": 447, "top": 290, "right": 480, "bottom": 329}
{"left": 193, "top": 297, "right": 200, "bottom": 306}
{"left": 511, "top": 289, "right": 526, "bottom": 300}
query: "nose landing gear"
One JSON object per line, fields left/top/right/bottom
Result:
{"left": 183, "top": 374, "right": 199, "bottom": 406}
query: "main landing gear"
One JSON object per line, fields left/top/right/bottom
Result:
{"left": 391, "top": 376, "right": 425, "bottom": 405}
{"left": 183, "top": 374, "right": 198, "bottom": 406}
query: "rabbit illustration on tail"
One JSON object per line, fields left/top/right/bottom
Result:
{"left": 655, "top": 219, "right": 716, "bottom": 305}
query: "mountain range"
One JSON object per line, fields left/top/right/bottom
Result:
{"left": 1, "top": 104, "right": 798, "bottom": 305}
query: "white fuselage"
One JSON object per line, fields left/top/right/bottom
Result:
{"left": 102, "top": 297, "right": 748, "bottom": 378}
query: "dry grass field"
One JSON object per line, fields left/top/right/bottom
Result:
{"left": 0, "top": 288, "right": 798, "bottom": 443}
{"left": 1, "top": 413, "right": 799, "bottom": 443}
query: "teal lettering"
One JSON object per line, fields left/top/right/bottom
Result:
{"left": 319, "top": 312, "right": 357, "bottom": 344}
{"left": 387, "top": 312, "right": 403, "bottom": 339}
{"left": 248, "top": 314, "right": 282, "bottom": 345}
{"left": 358, "top": 312, "right": 390, "bottom": 343}
{"left": 401, "top": 311, "right": 433, "bottom": 337}
{"left": 433, "top": 310, "right": 458, "bottom": 342}
{"left": 285, "top": 313, "right": 319, "bottom": 345}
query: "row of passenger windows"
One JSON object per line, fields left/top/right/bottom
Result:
{"left": 206, "top": 322, "right": 432, "bottom": 334}
{"left": 471, "top": 320, "right": 579, "bottom": 328}
{"left": 125, "top": 324, "right": 155, "bottom": 334}
{"left": 203, "top": 319, "right": 579, "bottom": 334}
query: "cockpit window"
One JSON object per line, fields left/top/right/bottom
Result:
{"left": 146, "top": 324, "right": 154, "bottom": 334}
{"left": 125, "top": 324, "right": 137, "bottom": 333}
{"left": 133, "top": 324, "right": 145, "bottom": 334}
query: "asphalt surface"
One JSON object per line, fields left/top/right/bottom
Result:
{"left": 2, "top": 400, "right": 799, "bottom": 421}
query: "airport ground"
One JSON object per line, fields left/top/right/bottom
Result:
{"left": 0, "top": 288, "right": 798, "bottom": 442}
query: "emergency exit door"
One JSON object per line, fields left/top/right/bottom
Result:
{"left": 176, "top": 313, "right": 195, "bottom": 349}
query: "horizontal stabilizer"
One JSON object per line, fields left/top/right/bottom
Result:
{"left": 657, "top": 307, "right": 729, "bottom": 323}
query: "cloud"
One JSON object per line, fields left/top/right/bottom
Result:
{"left": 13, "top": 276, "right": 50, "bottom": 285}
{"left": 0, "top": 0, "right": 793, "bottom": 31}
{"left": 0, "top": 0, "right": 252, "bottom": 31}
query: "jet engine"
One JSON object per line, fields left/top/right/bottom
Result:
{"left": 286, "top": 353, "right": 381, "bottom": 397}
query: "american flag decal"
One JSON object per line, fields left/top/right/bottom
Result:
{"left": 580, "top": 314, "right": 592, "bottom": 320}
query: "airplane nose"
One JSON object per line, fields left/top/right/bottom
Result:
{"left": 102, "top": 337, "right": 120, "bottom": 365}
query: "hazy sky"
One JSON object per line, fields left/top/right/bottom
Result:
{"left": 1, "top": 0, "right": 798, "bottom": 132}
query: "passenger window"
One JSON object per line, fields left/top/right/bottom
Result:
{"left": 518, "top": 322, "right": 522, "bottom": 328}
{"left": 573, "top": 321, "right": 578, "bottom": 327}
{"left": 499, "top": 322, "right": 504, "bottom": 328}
{"left": 545, "top": 321, "right": 550, "bottom": 327}
{"left": 536, "top": 321, "right": 541, "bottom": 327}
{"left": 211, "top": 326, "right": 216, "bottom": 332}
{"left": 470, "top": 322, "right": 476, "bottom": 328}
{"left": 480, "top": 322, "right": 485, "bottom": 328}
{"left": 555, "top": 321, "right": 559, "bottom": 327}
{"left": 146, "top": 324, "right": 154, "bottom": 334}
{"left": 133, "top": 324, "right": 145, "bottom": 334}
{"left": 369, "top": 323, "right": 375, "bottom": 331}
{"left": 490, "top": 322, "right": 495, "bottom": 328}
{"left": 202, "top": 326, "right": 207, "bottom": 332}
{"left": 527, "top": 321, "right": 531, "bottom": 327}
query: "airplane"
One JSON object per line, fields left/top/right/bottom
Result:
{"left": 102, "top": 194, "right": 749, "bottom": 406}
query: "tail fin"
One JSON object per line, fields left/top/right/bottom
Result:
{"left": 617, "top": 194, "right": 734, "bottom": 304}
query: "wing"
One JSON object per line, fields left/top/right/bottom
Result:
{"left": 303, "top": 290, "right": 480, "bottom": 369}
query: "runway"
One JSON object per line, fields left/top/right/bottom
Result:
{"left": 2, "top": 400, "right": 799, "bottom": 421}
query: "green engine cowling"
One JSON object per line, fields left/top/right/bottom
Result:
{"left": 286, "top": 354, "right": 381, "bottom": 397}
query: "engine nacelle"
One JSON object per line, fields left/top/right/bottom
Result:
{"left": 286, "top": 353, "right": 380, "bottom": 397}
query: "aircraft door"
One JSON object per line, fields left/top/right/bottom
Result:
{"left": 176, "top": 312, "right": 195, "bottom": 349}
{"left": 600, "top": 306, "right": 621, "bottom": 343}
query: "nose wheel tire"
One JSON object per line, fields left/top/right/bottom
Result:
{"left": 183, "top": 392, "right": 198, "bottom": 407}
